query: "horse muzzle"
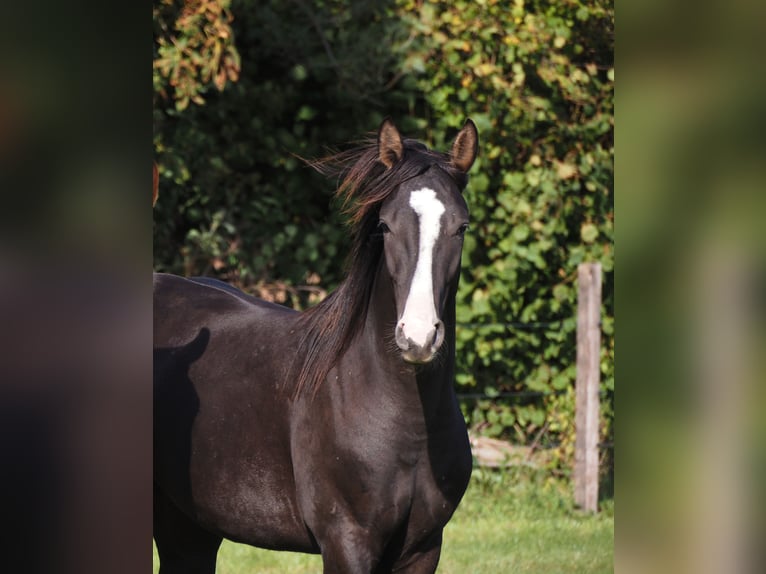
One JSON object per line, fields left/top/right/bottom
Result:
{"left": 395, "top": 319, "right": 445, "bottom": 364}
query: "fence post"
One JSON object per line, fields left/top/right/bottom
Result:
{"left": 574, "top": 262, "right": 602, "bottom": 512}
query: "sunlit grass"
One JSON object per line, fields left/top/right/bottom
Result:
{"left": 153, "top": 468, "right": 613, "bottom": 573}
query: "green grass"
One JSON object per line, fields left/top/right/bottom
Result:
{"left": 153, "top": 468, "right": 613, "bottom": 573}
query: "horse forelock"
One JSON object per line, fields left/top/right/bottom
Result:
{"left": 342, "top": 139, "right": 465, "bottom": 225}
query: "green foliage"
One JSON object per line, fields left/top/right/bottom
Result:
{"left": 396, "top": 0, "right": 614, "bottom": 470}
{"left": 154, "top": 0, "right": 241, "bottom": 110}
{"left": 153, "top": 0, "right": 614, "bottom": 470}
{"left": 153, "top": 0, "right": 420, "bottom": 307}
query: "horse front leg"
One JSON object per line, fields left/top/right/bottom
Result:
{"left": 314, "top": 520, "right": 387, "bottom": 574}
{"left": 154, "top": 485, "right": 222, "bottom": 574}
{"left": 389, "top": 530, "right": 443, "bottom": 574}
{"left": 318, "top": 527, "right": 443, "bottom": 574}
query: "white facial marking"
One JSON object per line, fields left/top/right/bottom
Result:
{"left": 399, "top": 187, "right": 445, "bottom": 347}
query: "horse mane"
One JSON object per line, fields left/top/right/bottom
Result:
{"left": 290, "top": 135, "right": 468, "bottom": 399}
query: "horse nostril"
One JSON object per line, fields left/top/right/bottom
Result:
{"left": 395, "top": 322, "right": 409, "bottom": 350}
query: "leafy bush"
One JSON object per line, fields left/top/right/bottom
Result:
{"left": 153, "top": 0, "right": 420, "bottom": 307}
{"left": 395, "top": 0, "right": 614, "bottom": 470}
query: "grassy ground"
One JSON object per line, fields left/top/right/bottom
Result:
{"left": 153, "top": 468, "right": 613, "bottom": 573}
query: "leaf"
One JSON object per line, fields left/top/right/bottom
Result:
{"left": 552, "top": 284, "right": 569, "bottom": 302}
{"left": 552, "top": 372, "right": 570, "bottom": 390}
{"left": 296, "top": 105, "right": 316, "bottom": 121}
{"left": 512, "top": 224, "right": 530, "bottom": 242}
{"left": 581, "top": 223, "right": 599, "bottom": 243}
{"left": 555, "top": 160, "right": 578, "bottom": 180}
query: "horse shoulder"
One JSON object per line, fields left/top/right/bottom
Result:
{"left": 154, "top": 273, "right": 300, "bottom": 398}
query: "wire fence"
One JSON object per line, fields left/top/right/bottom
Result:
{"left": 453, "top": 264, "right": 609, "bottom": 510}
{"left": 454, "top": 319, "right": 568, "bottom": 403}
{"left": 453, "top": 310, "right": 613, "bottom": 456}
{"left": 456, "top": 321, "right": 565, "bottom": 331}
{"left": 454, "top": 319, "right": 570, "bottom": 402}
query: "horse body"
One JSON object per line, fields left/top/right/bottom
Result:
{"left": 154, "top": 118, "right": 478, "bottom": 573}
{"left": 154, "top": 276, "right": 310, "bottom": 549}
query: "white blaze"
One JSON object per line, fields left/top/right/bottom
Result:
{"left": 399, "top": 187, "right": 445, "bottom": 347}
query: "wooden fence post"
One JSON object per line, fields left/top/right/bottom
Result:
{"left": 574, "top": 262, "right": 602, "bottom": 512}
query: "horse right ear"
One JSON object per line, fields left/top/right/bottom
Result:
{"left": 378, "top": 118, "right": 403, "bottom": 169}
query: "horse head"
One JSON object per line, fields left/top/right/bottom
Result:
{"left": 376, "top": 119, "right": 478, "bottom": 363}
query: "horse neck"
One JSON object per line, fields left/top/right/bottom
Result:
{"left": 356, "top": 259, "right": 459, "bottom": 419}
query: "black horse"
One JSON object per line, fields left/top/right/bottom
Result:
{"left": 154, "top": 118, "right": 478, "bottom": 573}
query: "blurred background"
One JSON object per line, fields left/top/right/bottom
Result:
{"left": 619, "top": 1, "right": 766, "bottom": 573}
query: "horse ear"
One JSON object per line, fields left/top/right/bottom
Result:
{"left": 450, "top": 119, "right": 479, "bottom": 173}
{"left": 378, "top": 117, "right": 403, "bottom": 169}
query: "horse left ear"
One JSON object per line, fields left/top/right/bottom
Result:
{"left": 378, "top": 117, "right": 403, "bottom": 169}
{"left": 450, "top": 119, "right": 479, "bottom": 173}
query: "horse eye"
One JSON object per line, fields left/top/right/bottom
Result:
{"left": 456, "top": 223, "right": 469, "bottom": 237}
{"left": 377, "top": 220, "right": 391, "bottom": 234}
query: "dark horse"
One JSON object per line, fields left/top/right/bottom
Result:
{"left": 154, "top": 118, "right": 479, "bottom": 573}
